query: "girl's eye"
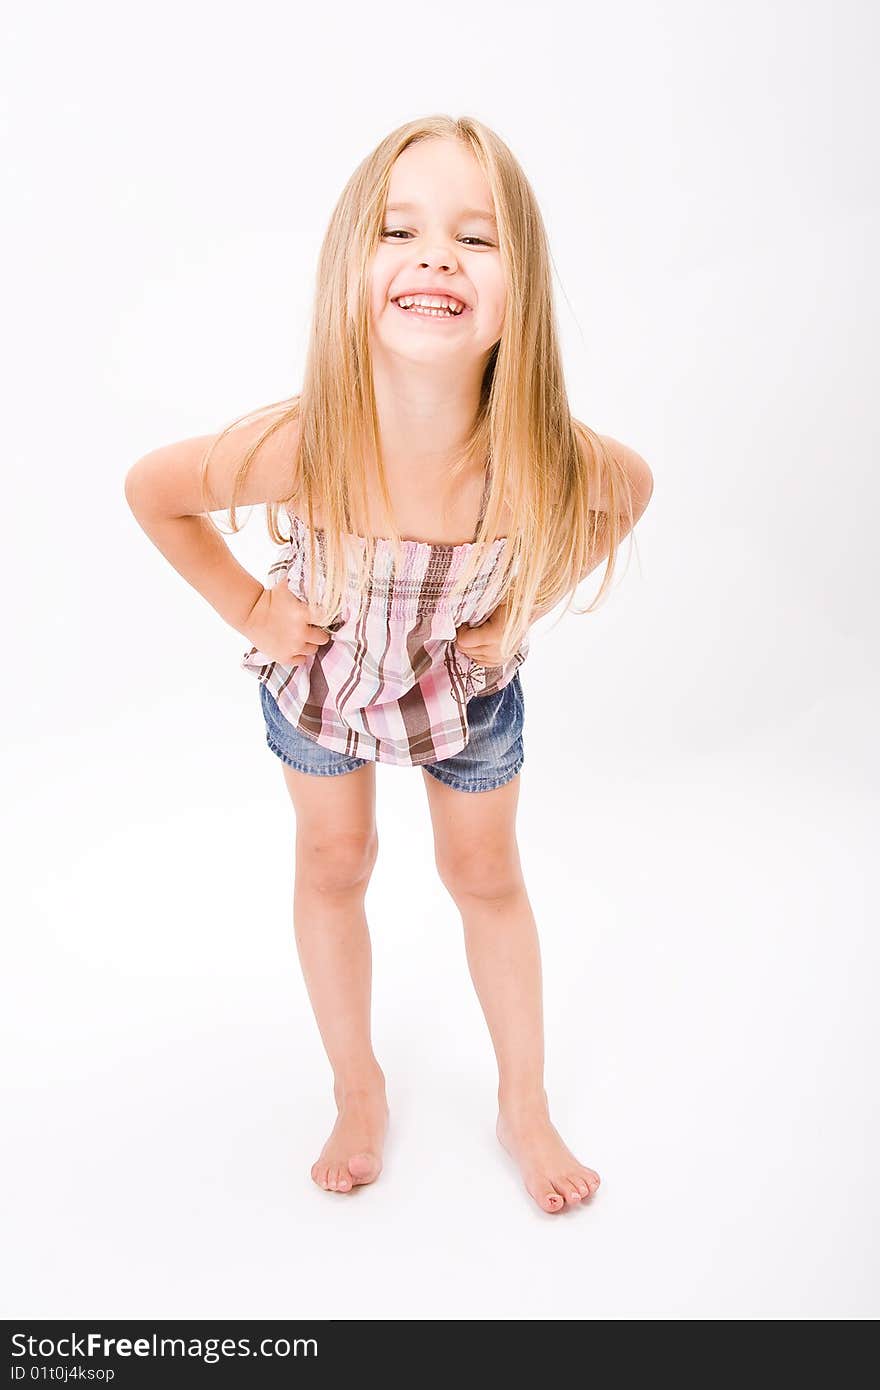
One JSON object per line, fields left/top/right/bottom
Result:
{"left": 380, "top": 230, "right": 492, "bottom": 247}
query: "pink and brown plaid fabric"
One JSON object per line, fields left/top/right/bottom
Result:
{"left": 241, "top": 487, "right": 529, "bottom": 767}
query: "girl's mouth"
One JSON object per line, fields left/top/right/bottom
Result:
{"left": 391, "top": 297, "right": 468, "bottom": 321}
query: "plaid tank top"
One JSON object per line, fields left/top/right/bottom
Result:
{"left": 240, "top": 467, "right": 529, "bottom": 767}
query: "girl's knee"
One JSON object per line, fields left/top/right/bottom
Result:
{"left": 296, "top": 829, "right": 379, "bottom": 895}
{"left": 435, "top": 845, "right": 522, "bottom": 903}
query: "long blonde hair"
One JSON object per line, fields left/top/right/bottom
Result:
{"left": 199, "top": 113, "right": 635, "bottom": 656}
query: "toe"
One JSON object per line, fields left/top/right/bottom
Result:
{"left": 573, "top": 1177, "right": 591, "bottom": 1199}
{"left": 348, "top": 1151, "right": 381, "bottom": 1184}
{"left": 528, "top": 1178, "right": 565, "bottom": 1213}
{"left": 560, "top": 1180, "right": 582, "bottom": 1205}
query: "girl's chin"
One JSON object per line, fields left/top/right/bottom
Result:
{"left": 383, "top": 310, "right": 475, "bottom": 339}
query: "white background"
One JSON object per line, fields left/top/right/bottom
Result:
{"left": 3, "top": 0, "right": 877, "bottom": 1320}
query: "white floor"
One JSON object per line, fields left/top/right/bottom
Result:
{"left": 4, "top": 678, "right": 877, "bottom": 1321}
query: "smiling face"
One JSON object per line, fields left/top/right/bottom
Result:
{"left": 369, "top": 138, "right": 506, "bottom": 367}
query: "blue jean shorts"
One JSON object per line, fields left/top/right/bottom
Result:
{"left": 258, "top": 671, "right": 525, "bottom": 793}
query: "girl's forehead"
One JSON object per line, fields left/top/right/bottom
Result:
{"left": 386, "top": 141, "right": 492, "bottom": 205}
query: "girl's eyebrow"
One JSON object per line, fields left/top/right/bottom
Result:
{"left": 384, "top": 200, "right": 497, "bottom": 226}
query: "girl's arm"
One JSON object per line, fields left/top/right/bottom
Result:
{"left": 124, "top": 413, "right": 301, "bottom": 637}
{"left": 525, "top": 436, "right": 654, "bottom": 625}
{"left": 591, "top": 434, "right": 654, "bottom": 515}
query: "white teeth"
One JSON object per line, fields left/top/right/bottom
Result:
{"left": 394, "top": 294, "right": 464, "bottom": 315}
{"left": 404, "top": 305, "right": 455, "bottom": 317}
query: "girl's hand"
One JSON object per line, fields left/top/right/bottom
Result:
{"left": 242, "top": 583, "right": 332, "bottom": 666}
{"left": 454, "top": 600, "right": 511, "bottom": 666}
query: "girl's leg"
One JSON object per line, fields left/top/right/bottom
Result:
{"left": 280, "top": 760, "right": 388, "bottom": 1194}
{"left": 421, "top": 769, "right": 600, "bottom": 1214}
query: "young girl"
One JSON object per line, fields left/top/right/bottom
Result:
{"left": 125, "top": 115, "right": 653, "bottom": 1215}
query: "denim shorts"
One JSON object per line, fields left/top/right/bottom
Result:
{"left": 258, "top": 671, "right": 524, "bottom": 793}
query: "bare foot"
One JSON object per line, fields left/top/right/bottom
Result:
{"left": 311, "top": 1083, "right": 389, "bottom": 1194}
{"left": 497, "top": 1095, "right": 600, "bottom": 1214}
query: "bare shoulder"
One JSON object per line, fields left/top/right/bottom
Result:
{"left": 125, "top": 405, "right": 303, "bottom": 519}
{"left": 572, "top": 420, "right": 654, "bottom": 516}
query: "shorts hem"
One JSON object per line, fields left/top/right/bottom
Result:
{"left": 420, "top": 755, "right": 524, "bottom": 793}
{"left": 265, "top": 732, "right": 367, "bottom": 776}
